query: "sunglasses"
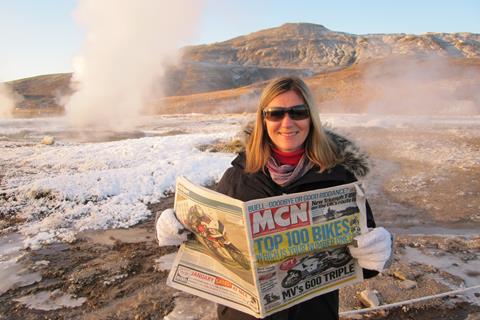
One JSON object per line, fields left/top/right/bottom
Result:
{"left": 263, "top": 104, "right": 310, "bottom": 121}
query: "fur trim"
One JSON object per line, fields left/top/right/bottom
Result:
{"left": 324, "top": 128, "right": 370, "bottom": 178}
{"left": 239, "top": 121, "right": 370, "bottom": 179}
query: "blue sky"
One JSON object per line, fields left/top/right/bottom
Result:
{"left": 1, "top": 0, "right": 479, "bottom": 81}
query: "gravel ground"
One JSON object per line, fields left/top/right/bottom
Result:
{"left": 0, "top": 196, "right": 478, "bottom": 320}
{"left": 1, "top": 119, "right": 479, "bottom": 319}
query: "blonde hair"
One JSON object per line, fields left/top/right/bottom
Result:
{"left": 245, "top": 76, "right": 342, "bottom": 173}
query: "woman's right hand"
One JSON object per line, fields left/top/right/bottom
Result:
{"left": 155, "top": 208, "right": 190, "bottom": 246}
{"left": 348, "top": 227, "right": 393, "bottom": 272}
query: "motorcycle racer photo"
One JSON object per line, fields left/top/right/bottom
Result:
{"left": 186, "top": 205, "right": 251, "bottom": 270}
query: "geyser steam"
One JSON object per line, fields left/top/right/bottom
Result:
{"left": 0, "top": 84, "right": 19, "bottom": 118}
{"left": 365, "top": 57, "right": 480, "bottom": 115}
{"left": 65, "top": 0, "right": 203, "bottom": 129}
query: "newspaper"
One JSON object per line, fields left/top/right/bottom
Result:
{"left": 167, "top": 176, "right": 368, "bottom": 318}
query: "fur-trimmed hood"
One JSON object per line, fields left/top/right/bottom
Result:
{"left": 239, "top": 122, "right": 370, "bottom": 179}
{"left": 324, "top": 128, "right": 370, "bottom": 179}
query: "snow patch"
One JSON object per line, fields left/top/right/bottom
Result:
{"left": 2, "top": 132, "right": 235, "bottom": 249}
{"left": 0, "top": 233, "right": 42, "bottom": 295}
{"left": 164, "top": 295, "right": 216, "bottom": 320}
{"left": 404, "top": 246, "right": 480, "bottom": 304}
{"left": 155, "top": 253, "right": 177, "bottom": 271}
{"left": 14, "top": 289, "right": 87, "bottom": 311}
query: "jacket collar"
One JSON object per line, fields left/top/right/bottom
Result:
{"left": 231, "top": 152, "right": 351, "bottom": 187}
{"left": 238, "top": 125, "right": 370, "bottom": 179}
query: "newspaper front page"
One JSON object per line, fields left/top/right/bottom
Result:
{"left": 167, "top": 176, "right": 368, "bottom": 318}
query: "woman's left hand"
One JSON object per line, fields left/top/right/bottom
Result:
{"left": 348, "top": 227, "right": 393, "bottom": 272}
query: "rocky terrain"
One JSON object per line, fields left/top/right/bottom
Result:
{"left": 0, "top": 115, "right": 479, "bottom": 319}
{"left": 3, "top": 23, "right": 480, "bottom": 115}
{"left": 1, "top": 198, "right": 478, "bottom": 320}
{"left": 183, "top": 23, "right": 480, "bottom": 69}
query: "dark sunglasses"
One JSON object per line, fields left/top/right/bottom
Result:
{"left": 263, "top": 104, "right": 310, "bottom": 121}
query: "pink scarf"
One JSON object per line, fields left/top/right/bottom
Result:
{"left": 266, "top": 154, "right": 314, "bottom": 187}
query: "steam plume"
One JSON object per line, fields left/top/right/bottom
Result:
{"left": 365, "top": 56, "right": 480, "bottom": 115}
{"left": 65, "top": 0, "right": 203, "bottom": 129}
{"left": 0, "top": 84, "right": 18, "bottom": 118}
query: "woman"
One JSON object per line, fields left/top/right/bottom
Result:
{"left": 156, "top": 77, "right": 392, "bottom": 320}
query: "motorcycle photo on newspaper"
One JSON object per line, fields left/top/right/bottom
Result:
{"left": 185, "top": 205, "right": 251, "bottom": 270}
{"left": 263, "top": 293, "right": 280, "bottom": 305}
{"left": 281, "top": 247, "right": 352, "bottom": 288}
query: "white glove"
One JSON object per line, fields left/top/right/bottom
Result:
{"left": 155, "top": 208, "right": 190, "bottom": 246}
{"left": 348, "top": 227, "right": 393, "bottom": 272}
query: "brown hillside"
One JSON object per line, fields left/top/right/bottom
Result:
{"left": 6, "top": 73, "right": 72, "bottom": 115}
{"left": 153, "top": 57, "right": 480, "bottom": 114}
{"left": 3, "top": 23, "right": 480, "bottom": 116}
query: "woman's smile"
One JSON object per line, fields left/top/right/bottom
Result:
{"left": 265, "top": 90, "right": 310, "bottom": 153}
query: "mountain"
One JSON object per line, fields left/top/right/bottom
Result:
{"left": 4, "top": 23, "right": 480, "bottom": 115}
{"left": 183, "top": 23, "right": 480, "bottom": 70}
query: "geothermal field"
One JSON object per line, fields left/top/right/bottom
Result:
{"left": 1, "top": 0, "right": 479, "bottom": 318}
{"left": 0, "top": 113, "right": 479, "bottom": 319}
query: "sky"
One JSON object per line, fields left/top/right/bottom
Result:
{"left": 0, "top": 0, "right": 479, "bottom": 82}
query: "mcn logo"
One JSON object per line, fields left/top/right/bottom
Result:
{"left": 250, "top": 203, "right": 310, "bottom": 237}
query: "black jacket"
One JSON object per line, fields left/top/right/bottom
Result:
{"left": 215, "top": 152, "right": 377, "bottom": 320}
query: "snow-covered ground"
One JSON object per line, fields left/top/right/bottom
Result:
{"left": 0, "top": 114, "right": 249, "bottom": 248}
{"left": 1, "top": 113, "right": 479, "bottom": 316}
{"left": 1, "top": 113, "right": 479, "bottom": 249}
